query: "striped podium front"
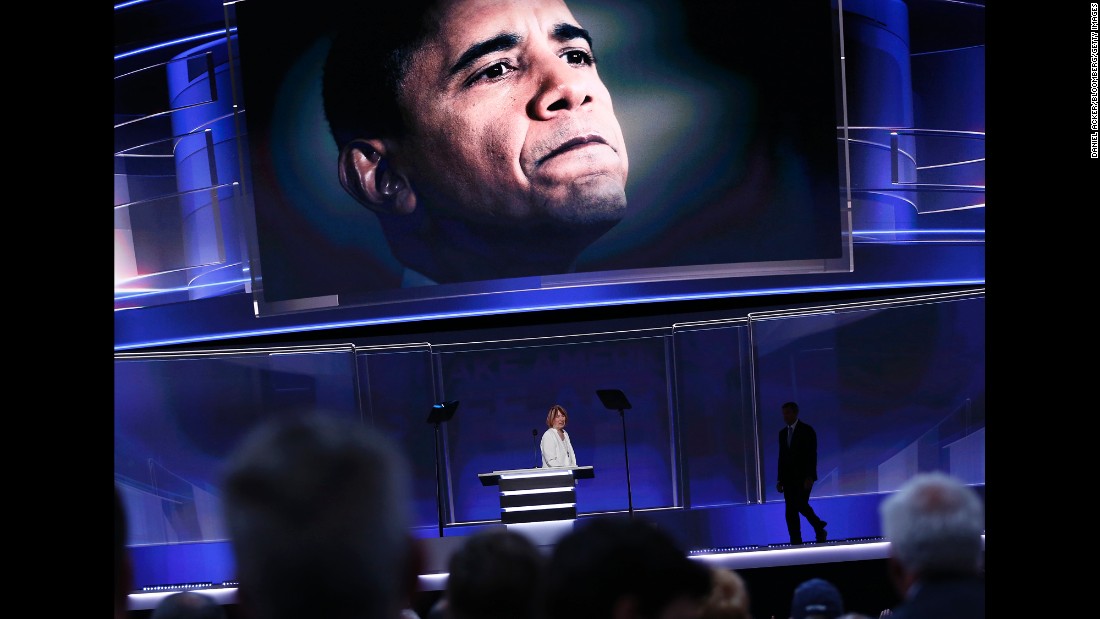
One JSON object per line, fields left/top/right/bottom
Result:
{"left": 478, "top": 466, "right": 595, "bottom": 524}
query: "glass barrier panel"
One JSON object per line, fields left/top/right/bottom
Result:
{"left": 114, "top": 346, "right": 360, "bottom": 546}
{"left": 750, "top": 291, "right": 985, "bottom": 502}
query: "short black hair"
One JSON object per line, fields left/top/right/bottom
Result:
{"left": 446, "top": 530, "right": 546, "bottom": 619}
{"left": 150, "top": 591, "right": 227, "bottom": 619}
{"left": 544, "top": 517, "right": 712, "bottom": 619}
{"left": 782, "top": 401, "right": 799, "bottom": 414}
{"left": 321, "top": 0, "right": 441, "bottom": 148}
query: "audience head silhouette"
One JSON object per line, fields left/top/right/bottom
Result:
{"left": 878, "top": 471, "right": 984, "bottom": 580}
{"left": 444, "top": 529, "right": 547, "bottom": 619}
{"left": 701, "top": 567, "right": 752, "bottom": 619}
{"left": 543, "top": 516, "right": 712, "bottom": 619}
{"left": 150, "top": 590, "right": 227, "bottom": 619}
{"left": 222, "top": 412, "right": 420, "bottom": 619}
{"left": 789, "top": 577, "right": 843, "bottom": 619}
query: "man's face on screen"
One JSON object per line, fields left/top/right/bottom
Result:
{"left": 391, "top": 0, "right": 629, "bottom": 234}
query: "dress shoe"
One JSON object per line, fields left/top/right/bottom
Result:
{"left": 814, "top": 521, "right": 828, "bottom": 542}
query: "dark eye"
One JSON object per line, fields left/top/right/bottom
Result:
{"left": 467, "top": 61, "right": 515, "bottom": 86}
{"left": 482, "top": 62, "right": 508, "bottom": 79}
{"left": 562, "top": 49, "right": 595, "bottom": 66}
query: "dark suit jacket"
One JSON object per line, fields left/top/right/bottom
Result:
{"left": 777, "top": 420, "right": 818, "bottom": 486}
{"left": 888, "top": 575, "right": 984, "bottom": 619}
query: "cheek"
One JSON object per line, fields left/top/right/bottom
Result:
{"left": 430, "top": 118, "right": 514, "bottom": 177}
{"left": 449, "top": 97, "right": 526, "bottom": 163}
{"left": 474, "top": 119, "right": 522, "bottom": 173}
{"left": 403, "top": 97, "right": 533, "bottom": 212}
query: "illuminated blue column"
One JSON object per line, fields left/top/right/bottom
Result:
{"left": 839, "top": 0, "right": 917, "bottom": 236}
{"left": 907, "top": 16, "right": 985, "bottom": 221}
{"left": 166, "top": 36, "right": 245, "bottom": 300}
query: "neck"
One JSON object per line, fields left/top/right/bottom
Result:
{"left": 384, "top": 211, "right": 618, "bottom": 283}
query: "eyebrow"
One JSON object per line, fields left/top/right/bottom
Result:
{"left": 446, "top": 22, "right": 594, "bottom": 77}
{"left": 552, "top": 23, "right": 592, "bottom": 48}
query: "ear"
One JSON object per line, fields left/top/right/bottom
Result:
{"left": 337, "top": 138, "right": 418, "bottom": 216}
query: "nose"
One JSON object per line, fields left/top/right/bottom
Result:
{"left": 528, "top": 54, "right": 592, "bottom": 120}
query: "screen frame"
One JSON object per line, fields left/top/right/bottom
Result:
{"left": 229, "top": 0, "right": 854, "bottom": 319}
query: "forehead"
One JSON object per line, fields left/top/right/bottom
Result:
{"left": 422, "top": 0, "right": 581, "bottom": 55}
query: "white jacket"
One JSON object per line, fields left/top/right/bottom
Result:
{"left": 540, "top": 428, "right": 577, "bottom": 467}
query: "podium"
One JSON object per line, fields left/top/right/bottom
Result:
{"left": 478, "top": 466, "right": 595, "bottom": 524}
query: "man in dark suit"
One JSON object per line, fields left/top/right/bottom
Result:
{"left": 776, "top": 401, "right": 828, "bottom": 544}
{"left": 878, "top": 472, "right": 984, "bottom": 619}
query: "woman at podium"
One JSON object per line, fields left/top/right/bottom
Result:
{"left": 540, "top": 404, "right": 577, "bottom": 468}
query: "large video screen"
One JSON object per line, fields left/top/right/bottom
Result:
{"left": 233, "top": 0, "right": 850, "bottom": 316}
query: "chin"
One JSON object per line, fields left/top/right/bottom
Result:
{"left": 551, "top": 180, "right": 628, "bottom": 227}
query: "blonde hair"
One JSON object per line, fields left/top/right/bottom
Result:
{"left": 545, "top": 404, "right": 568, "bottom": 428}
